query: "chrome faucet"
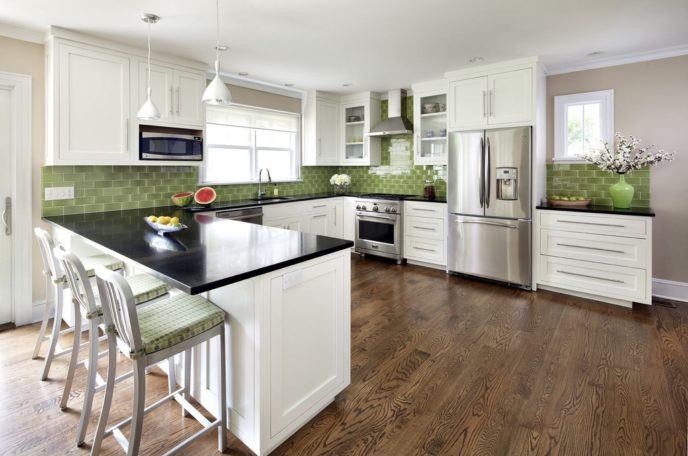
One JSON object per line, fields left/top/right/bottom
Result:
{"left": 257, "top": 168, "right": 272, "bottom": 199}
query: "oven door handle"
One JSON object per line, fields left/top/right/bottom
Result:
{"left": 356, "top": 213, "right": 397, "bottom": 222}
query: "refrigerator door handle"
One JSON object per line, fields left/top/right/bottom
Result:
{"left": 454, "top": 219, "right": 518, "bottom": 229}
{"left": 485, "top": 137, "right": 491, "bottom": 208}
{"left": 479, "top": 136, "right": 485, "bottom": 208}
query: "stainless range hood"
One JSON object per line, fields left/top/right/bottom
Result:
{"left": 368, "top": 89, "right": 413, "bottom": 137}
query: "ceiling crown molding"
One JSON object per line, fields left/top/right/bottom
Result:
{"left": 0, "top": 22, "right": 45, "bottom": 44}
{"left": 546, "top": 44, "right": 688, "bottom": 75}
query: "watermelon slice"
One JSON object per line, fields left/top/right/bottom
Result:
{"left": 171, "top": 191, "right": 194, "bottom": 207}
{"left": 194, "top": 187, "right": 217, "bottom": 205}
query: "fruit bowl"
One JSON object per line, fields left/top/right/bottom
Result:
{"left": 144, "top": 218, "right": 188, "bottom": 236}
{"left": 547, "top": 198, "right": 592, "bottom": 207}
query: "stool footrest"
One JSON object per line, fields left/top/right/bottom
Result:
{"left": 105, "top": 386, "right": 185, "bottom": 437}
{"left": 163, "top": 419, "right": 221, "bottom": 456}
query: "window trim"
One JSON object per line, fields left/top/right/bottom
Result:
{"left": 554, "top": 89, "right": 614, "bottom": 163}
{"left": 200, "top": 103, "right": 302, "bottom": 185}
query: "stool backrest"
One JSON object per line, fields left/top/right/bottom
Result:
{"left": 34, "top": 228, "right": 62, "bottom": 281}
{"left": 95, "top": 267, "right": 143, "bottom": 358}
{"left": 53, "top": 246, "right": 99, "bottom": 318}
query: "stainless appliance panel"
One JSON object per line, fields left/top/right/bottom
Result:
{"left": 448, "top": 130, "right": 485, "bottom": 216}
{"left": 484, "top": 126, "right": 531, "bottom": 219}
{"left": 214, "top": 206, "right": 263, "bottom": 225}
{"left": 447, "top": 214, "right": 531, "bottom": 288}
{"left": 355, "top": 212, "right": 401, "bottom": 260}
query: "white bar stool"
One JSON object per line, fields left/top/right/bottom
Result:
{"left": 53, "top": 245, "right": 173, "bottom": 447}
{"left": 92, "top": 267, "right": 228, "bottom": 455}
{"left": 33, "top": 227, "right": 125, "bottom": 380}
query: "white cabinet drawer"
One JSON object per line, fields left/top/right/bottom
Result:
{"left": 538, "top": 255, "right": 647, "bottom": 303}
{"left": 262, "top": 201, "right": 304, "bottom": 218}
{"left": 404, "top": 215, "right": 445, "bottom": 240}
{"left": 404, "top": 237, "right": 445, "bottom": 265}
{"left": 304, "top": 200, "right": 332, "bottom": 213}
{"left": 404, "top": 201, "right": 447, "bottom": 219}
{"left": 541, "top": 229, "right": 647, "bottom": 269}
{"left": 539, "top": 211, "right": 647, "bottom": 237}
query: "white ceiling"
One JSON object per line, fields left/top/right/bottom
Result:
{"left": 2, "top": 0, "right": 687, "bottom": 93}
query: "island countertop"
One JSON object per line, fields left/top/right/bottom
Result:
{"left": 43, "top": 207, "right": 353, "bottom": 295}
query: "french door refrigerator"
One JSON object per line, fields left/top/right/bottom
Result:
{"left": 447, "top": 126, "right": 532, "bottom": 288}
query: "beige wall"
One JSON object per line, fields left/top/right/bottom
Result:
{"left": 547, "top": 55, "right": 688, "bottom": 282}
{"left": 0, "top": 36, "right": 46, "bottom": 303}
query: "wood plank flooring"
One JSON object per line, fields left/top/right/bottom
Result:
{"left": 1, "top": 254, "right": 687, "bottom": 455}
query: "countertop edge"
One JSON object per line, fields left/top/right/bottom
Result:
{"left": 536, "top": 205, "right": 655, "bottom": 217}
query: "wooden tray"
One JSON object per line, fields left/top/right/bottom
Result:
{"left": 547, "top": 198, "right": 592, "bottom": 207}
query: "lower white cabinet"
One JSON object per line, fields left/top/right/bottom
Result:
{"left": 536, "top": 209, "right": 653, "bottom": 306}
{"left": 195, "top": 250, "right": 351, "bottom": 456}
{"left": 263, "top": 198, "right": 343, "bottom": 238}
{"left": 403, "top": 201, "right": 447, "bottom": 267}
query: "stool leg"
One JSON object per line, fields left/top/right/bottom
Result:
{"left": 182, "top": 349, "right": 191, "bottom": 417}
{"left": 91, "top": 335, "right": 117, "bottom": 456}
{"left": 76, "top": 318, "right": 100, "bottom": 446}
{"left": 218, "top": 329, "right": 228, "bottom": 452}
{"left": 41, "top": 282, "right": 64, "bottom": 380}
{"left": 128, "top": 361, "right": 147, "bottom": 456}
{"left": 60, "top": 299, "right": 81, "bottom": 410}
{"left": 32, "top": 276, "right": 53, "bottom": 359}
{"left": 167, "top": 356, "right": 177, "bottom": 394}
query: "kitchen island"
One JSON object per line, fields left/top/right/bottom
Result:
{"left": 44, "top": 208, "right": 353, "bottom": 456}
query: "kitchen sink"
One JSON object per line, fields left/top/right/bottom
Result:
{"left": 250, "top": 196, "right": 292, "bottom": 202}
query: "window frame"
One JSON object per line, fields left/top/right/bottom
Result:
{"left": 553, "top": 89, "right": 614, "bottom": 163}
{"left": 200, "top": 103, "right": 302, "bottom": 185}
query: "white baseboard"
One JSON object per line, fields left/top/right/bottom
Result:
{"left": 32, "top": 299, "right": 46, "bottom": 323}
{"left": 652, "top": 278, "right": 688, "bottom": 303}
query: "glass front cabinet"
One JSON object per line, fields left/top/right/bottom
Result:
{"left": 412, "top": 81, "right": 449, "bottom": 165}
{"left": 340, "top": 93, "right": 381, "bottom": 166}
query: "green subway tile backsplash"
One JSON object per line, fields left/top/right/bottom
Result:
{"left": 546, "top": 163, "right": 650, "bottom": 207}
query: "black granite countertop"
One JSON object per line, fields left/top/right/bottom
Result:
{"left": 403, "top": 196, "right": 447, "bottom": 204}
{"left": 43, "top": 207, "right": 353, "bottom": 294}
{"left": 536, "top": 204, "right": 655, "bottom": 217}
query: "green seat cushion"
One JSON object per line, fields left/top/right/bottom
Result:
{"left": 82, "top": 254, "right": 125, "bottom": 277}
{"left": 137, "top": 294, "right": 225, "bottom": 356}
{"left": 126, "top": 274, "right": 171, "bottom": 305}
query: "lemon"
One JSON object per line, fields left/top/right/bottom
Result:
{"left": 148, "top": 215, "right": 158, "bottom": 223}
{"left": 170, "top": 216, "right": 179, "bottom": 225}
{"left": 158, "top": 216, "right": 171, "bottom": 225}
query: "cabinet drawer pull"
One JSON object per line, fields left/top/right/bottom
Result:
{"left": 412, "top": 208, "right": 435, "bottom": 212}
{"left": 556, "top": 270, "right": 625, "bottom": 284}
{"left": 413, "top": 246, "right": 436, "bottom": 253}
{"left": 412, "top": 225, "right": 435, "bottom": 231}
{"left": 312, "top": 214, "right": 326, "bottom": 219}
{"left": 556, "top": 243, "right": 626, "bottom": 254}
{"left": 312, "top": 204, "right": 327, "bottom": 209}
{"left": 556, "top": 219, "right": 625, "bottom": 228}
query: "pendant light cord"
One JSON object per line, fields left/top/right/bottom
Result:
{"left": 215, "top": 0, "right": 220, "bottom": 67}
{"left": 147, "top": 20, "right": 152, "bottom": 92}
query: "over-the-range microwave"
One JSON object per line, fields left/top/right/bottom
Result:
{"left": 139, "top": 127, "right": 203, "bottom": 161}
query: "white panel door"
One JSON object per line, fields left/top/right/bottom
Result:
{"left": 175, "top": 70, "right": 205, "bottom": 126}
{"left": 448, "top": 76, "right": 487, "bottom": 130}
{"left": 137, "top": 61, "right": 173, "bottom": 121}
{"left": 304, "top": 211, "right": 330, "bottom": 236}
{"left": 58, "top": 44, "right": 131, "bottom": 162}
{"left": 0, "top": 88, "right": 11, "bottom": 324}
{"left": 488, "top": 68, "right": 532, "bottom": 125}
{"left": 269, "top": 256, "right": 345, "bottom": 437}
{"left": 316, "top": 99, "right": 340, "bottom": 165}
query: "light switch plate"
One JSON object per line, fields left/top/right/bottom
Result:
{"left": 45, "top": 186, "right": 74, "bottom": 201}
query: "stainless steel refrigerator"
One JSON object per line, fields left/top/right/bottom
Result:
{"left": 447, "top": 126, "right": 532, "bottom": 288}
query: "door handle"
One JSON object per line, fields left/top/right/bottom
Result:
{"left": 455, "top": 219, "right": 517, "bottom": 229}
{"left": 124, "top": 119, "right": 129, "bottom": 151}
{"left": 489, "top": 90, "right": 495, "bottom": 117}
{"left": 485, "top": 137, "right": 491, "bottom": 208}
{"left": 482, "top": 91, "right": 487, "bottom": 118}
{"left": 479, "top": 136, "right": 485, "bottom": 208}
{"left": 169, "top": 86, "right": 174, "bottom": 115}
{"left": 175, "top": 87, "right": 180, "bottom": 114}
{"left": 318, "top": 138, "right": 322, "bottom": 156}
{"left": 2, "top": 197, "right": 11, "bottom": 235}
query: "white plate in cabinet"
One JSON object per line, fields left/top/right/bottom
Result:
{"left": 405, "top": 201, "right": 447, "bottom": 219}
{"left": 538, "top": 255, "right": 648, "bottom": 304}
{"left": 540, "top": 212, "right": 647, "bottom": 237}
{"left": 540, "top": 229, "right": 647, "bottom": 269}
{"left": 404, "top": 237, "right": 446, "bottom": 265}
{"left": 404, "top": 215, "right": 444, "bottom": 240}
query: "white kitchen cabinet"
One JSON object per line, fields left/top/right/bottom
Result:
{"left": 412, "top": 81, "right": 449, "bottom": 165}
{"left": 536, "top": 209, "right": 653, "bottom": 307}
{"left": 342, "top": 197, "right": 357, "bottom": 242}
{"left": 47, "top": 41, "right": 133, "bottom": 165}
{"left": 340, "top": 93, "right": 381, "bottom": 166}
{"left": 447, "top": 62, "right": 534, "bottom": 131}
{"left": 403, "top": 201, "right": 447, "bottom": 268}
{"left": 303, "top": 91, "right": 340, "bottom": 166}
{"left": 302, "top": 199, "right": 342, "bottom": 238}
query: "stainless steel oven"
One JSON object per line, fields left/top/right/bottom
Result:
{"left": 354, "top": 195, "right": 406, "bottom": 263}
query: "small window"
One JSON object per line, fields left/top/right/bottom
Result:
{"left": 202, "top": 104, "right": 301, "bottom": 184}
{"left": 554, "top": 89, "right": 613, "bottom": 162}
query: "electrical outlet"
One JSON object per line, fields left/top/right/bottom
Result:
{"left": 45, "top": 186, "right": 74, "bottom": 201}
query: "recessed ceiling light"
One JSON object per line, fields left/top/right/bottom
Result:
{"left": 215, "top": 45, "right": 229, "bottom": 51}
{"left": 468, "top": 57, "right": 484, "bottom": 63}
{"left": 238, "top": 72, "right": 249, "bottom": 76}
{"left": 342, "top": 83, "right": 352, "bottom": 87}
{"left": 587, "top": 51, "right": 604, "bottom": 57}
{"left": 284, "top": 83, "right": 294, "bottom": 87}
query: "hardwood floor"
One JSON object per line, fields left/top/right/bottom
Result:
{"left": 1, "top": 254, "right": 687, "bottom": 455}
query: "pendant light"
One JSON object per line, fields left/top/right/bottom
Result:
{"left": 137, "top": 13, "right": 161, "bottom": 120}
{"left": 202, "top": 0, "right": 232, "bottom": 105}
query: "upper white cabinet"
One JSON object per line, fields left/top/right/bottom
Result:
{"left": 48, "top": 41, "right": 133, "bottom": 165}
{"left": 447, "top": 59, "right": 536, "bottom": 131}
{"left": 302, "top": 91, "right": 340, "bottom": 166}
{"left": 138, "top": 62, "right": 205, "bottom": 127}
{"left": 412, "top": 80, "right": 449, "bottom": 165}
{"left": 45, "top": 28, "right": 207, "bottom": 165}
{"left": 340, "top": 93, "right": 381, "bottom": 166}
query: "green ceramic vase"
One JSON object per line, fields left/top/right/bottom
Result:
{"left": 609, "top": 174, "right": 635, "bottom": 208}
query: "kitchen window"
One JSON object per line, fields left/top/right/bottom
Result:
{"left": 554, "top": 89, "right": 614, "bottom": 162}
{"left": 202, "top": 104, "right": 301, "bottom": 183}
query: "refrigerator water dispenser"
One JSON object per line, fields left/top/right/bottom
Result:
{"left": 496, "top": 167, "right": 518, "bottom": 200}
